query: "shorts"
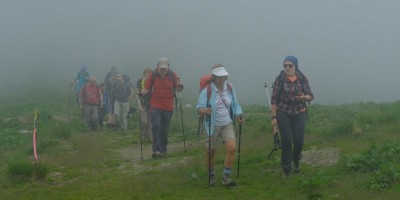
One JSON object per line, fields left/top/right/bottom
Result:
{"left": 206, "top": 124, "right": 235, "bottom": 150}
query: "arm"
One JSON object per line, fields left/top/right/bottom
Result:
{"left": 196, "top": 88, "right": 211, "bottom": 116}
{"left": 173, "top": 71, "right": 184, "bottom": 92}
{"left": 270, "top": 77, "right": 280, "bottom": 127}
{"left": 141, "top": 72, "right": 152, "bottom": 96}
{"left": 230, "top": 84, "right": 244, "bottom": 125}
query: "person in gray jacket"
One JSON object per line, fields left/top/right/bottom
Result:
{"left": 110, "top": 73, "right": 132, "bottom": 131}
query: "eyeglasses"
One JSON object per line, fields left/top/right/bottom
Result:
{"left": 283, "top": 64, "right": 294, "bottom": 69}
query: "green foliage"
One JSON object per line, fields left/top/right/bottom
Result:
{"left": 7, "top": 161, "right": 49, "bottom": 184}
{"left": 51, "top": 123, "right": 73, "bottom": 140}
{"left": 346, "top": 143, "right": 400, "bottom": 191}
{"left": 326, "top": 118, "right": 354, "bottom": 137}
{"left": 297, "top": 171, "right": 335, "bottom": 200}
{"left": 2, "top": 96, "right": 400, "bottom": 199}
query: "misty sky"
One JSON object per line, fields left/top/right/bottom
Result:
{"left": 1, "top": 0, "right": 399, "bottom": 105}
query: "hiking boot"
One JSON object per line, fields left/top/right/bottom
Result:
{"left": 222, "top": 173, "right": 236, "bottom": 186}
{"left": 209, "top": 174, "right": 216, "bottom": 187}
{"left": 283, "top": 172, "right": 291, "bottom": 178}
{"left": 293, "top": 154, "right": 302, "bottom": 173}
{"left": 152, "top": 152, "right": 161, "bottom": 158}
{"left": 293, "top": 162, "right": 301, "bottom": 173}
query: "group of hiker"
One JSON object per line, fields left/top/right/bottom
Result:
{"left": 71, "top": 65, "right": 132, "bottom": 132}
{"left": 70, "top": 55, "right": 314, "bottom": 187}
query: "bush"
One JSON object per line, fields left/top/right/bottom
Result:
{"left": 346, "top": 143, "right": 400, "bottom": 191}
{"left": 7, "top": 161, "right": 49, "bottom": 184}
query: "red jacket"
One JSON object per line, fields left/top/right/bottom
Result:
{"left": 145, "top": 68, "right": 181, "bottom": 111}
{"left": 79, "top": 84, "right": 101, "bottom": 106}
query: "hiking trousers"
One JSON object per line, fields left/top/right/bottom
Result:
{"left": 149, "top": 107, "right": 173, "bottom": 154}
{"left": 83, "top": 104, "right": 99, "bottom": 130}
{"left": 114, "top": 101, "right": 130, "bottom": 130}
{"left": 277, "top": 110, "right": 306, "bottom": 174}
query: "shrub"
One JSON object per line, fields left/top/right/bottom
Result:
{"left": 7, "top": 161, "right": 49, "bottom": 184}
{"left": 346, "top": 143, "right": 400, "bottom": 191}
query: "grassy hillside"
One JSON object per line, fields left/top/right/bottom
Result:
{"left": 1, "top": 91, "right": 400, "bottom": 199}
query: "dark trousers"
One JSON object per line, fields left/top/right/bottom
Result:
{"left": 277, "top": 110, "right": 306, "bottom": 174}
{"left": 149, "top": 107, "right": 173, "bottom": 153}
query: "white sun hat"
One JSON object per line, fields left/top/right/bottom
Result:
{"left": 211, "top": 66, "right": 229, "bottom": 77}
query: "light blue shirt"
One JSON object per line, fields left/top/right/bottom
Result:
{"left": 196, "top": 81, "right": 243, "bottom": 136}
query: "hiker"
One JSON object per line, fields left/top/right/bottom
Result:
{"left": 98, "top": 83, "right": 109, "bottom": 128}
{"left": 270, "top": 55, "right": 314, "bottom": 178}
{"left": 141, "top": 57, "right": 183, "bottom": 158}
{"left": 110, "top": 73, "right": 132, "bottom": 131}
{"left": 71, "top": 65, "right": 90, "bottom": 103}
{"left": 196, "top": 64, "right": 244, "bottom": 187}
{"left": 136, "top": 67, "right": 153, "bottom": 143}
{"left": 104, "top": 66, "right": 118, "bottom": 93}
{"left": 79, "top": 76, "right": 103, "bottom": 130}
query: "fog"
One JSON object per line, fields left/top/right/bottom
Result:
{"left": 1, "top": 0, "right": 399, "bottom": 105}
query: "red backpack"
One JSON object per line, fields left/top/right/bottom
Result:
{"left": 199, "top": 74, "right": 232, "bottom": 106}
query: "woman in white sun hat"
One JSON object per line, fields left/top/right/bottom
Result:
{"left": 196, "top": 64, "right": 244, "bottom": 187}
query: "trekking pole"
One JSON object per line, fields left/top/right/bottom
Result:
{"left": 67, "top": 83, "right": 72, "bottom": 115}
{"left": 32, "top": 108, "right": 38, "bottom": 164}
{"left": 178, "top": 92, "right": 186, "bottom": 152}
{"left": 237, "top": 116, "right": 243, "bottom": 178}
{"left": 207, "top": 107, "right": 212, "bottom": 189}
{"left": 267, "top": 126, "right": 281, "bottom": 160}
{"left": 264, "top": 83, "right": 272, "bottom": 108}
{"left": 139, "top": 107, "right": 143, "bottom": 161}
{"left": 265, "top": 83, "right": 281, "bottom": 160}
{"left": 197, "top": 116, "right": 203, "bottom": 143}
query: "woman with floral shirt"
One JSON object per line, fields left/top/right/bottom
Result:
{"left": 270, "top": 55, "right": 314, "bottom": 178}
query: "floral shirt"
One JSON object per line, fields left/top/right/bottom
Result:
{"left": 271, "top": 72, "right": 314, "bottom": 116}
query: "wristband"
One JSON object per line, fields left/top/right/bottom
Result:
{"left": 271, "top": 116, "right": 277, "bottom": 119}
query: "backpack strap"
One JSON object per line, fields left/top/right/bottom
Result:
{"left": 149, "top": 69, "right": 176, "bottom": 95}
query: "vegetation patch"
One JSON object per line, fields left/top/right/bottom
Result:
{"left": 7, "top": 161, "right": 49, "bottom": 184}
{"left": 346, "top": 143, "right": 400, "bottom": 191}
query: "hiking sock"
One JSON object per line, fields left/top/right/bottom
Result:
{"left": 223, "top": 167, "right": 232, "bottom": 175}
{"left": 222, "top": 167, "right": 236, "bottom": 186}
{"left": 209, "top": 169, "right": 215, "bottom": 176}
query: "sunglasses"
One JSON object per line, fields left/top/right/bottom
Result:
{"left": 283, "top": 64, "right": 294, "bottom": 69}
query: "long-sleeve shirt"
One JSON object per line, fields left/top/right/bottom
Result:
{"left": 196, "top": 81, "right": 243, "bottom": 136}
{"left": 271, "top": 72, "right": 314, "bottom": 116}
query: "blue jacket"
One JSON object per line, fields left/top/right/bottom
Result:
{"left": 196, "top": 81, "right": 243, "bottom": 136}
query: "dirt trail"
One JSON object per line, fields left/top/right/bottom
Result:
{"left": 302, "top": 147, "right": 340, "bottom": 167}
{"left": 115, "top": 140, "right": 203, "bottom": 174}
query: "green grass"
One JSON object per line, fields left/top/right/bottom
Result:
{"left": 0, "top": 93, "right": 400, "bottom": 199}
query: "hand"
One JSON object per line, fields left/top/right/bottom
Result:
{"left": 176, "top": 84, "right": 184, "bottom": 92}
{"left": 237, "top": 116, "right": 244, "bottom": 125}
{"left": 295, "top": 92, "right": 307, "bottom": 101}
{"left": 202, "top": 107, "right": 212, "bottom": 116}
{"left": 271, "top": 118, "right": 277, "bottom": 127}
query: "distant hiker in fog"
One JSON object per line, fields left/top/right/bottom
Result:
{"left": 196, "top": 64, "right": 244, "bottom": 187}
{"left": 71, "top": 65, "right": 90, "bottom": 103}
{"left": 270, "top": 55, "right": 314, "bottom": 178}
{"left": 79, "top": 76, "right": 103, "bottom": 131}
{"left": 99, "top": 83, "right": 109, "bottom": 128}
{"left": 141, "top": 58, "right": 183, "bottom": 158}
{"left": 110, "top": 73, "right": 132, "bottom": 131}
{"left": 136, "top": 67, "right": 153, "bottom": 143}
{"left": 104, "top": 66, "right": 118, "bottom": 94}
